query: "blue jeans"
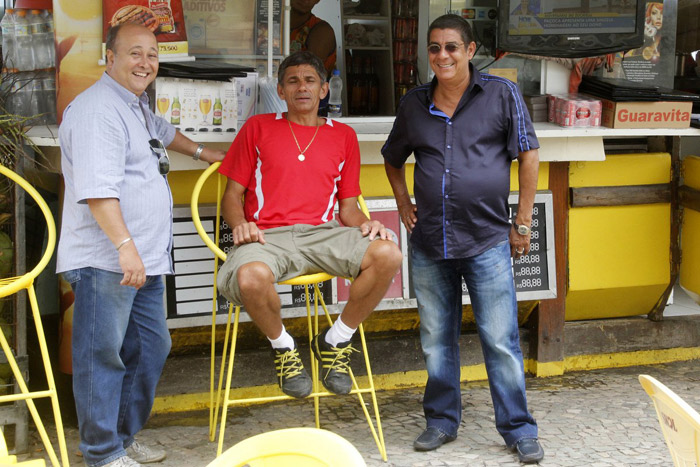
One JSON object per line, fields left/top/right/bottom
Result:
{"left": 62, "top": 268, "right": 171, "bottom": 467}
{"left": 411, "top": 240, "right": 537, "bottom": 447}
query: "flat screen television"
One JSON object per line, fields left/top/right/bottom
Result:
{"left": 497, "top": 0, "right": 646, "bottom": 58}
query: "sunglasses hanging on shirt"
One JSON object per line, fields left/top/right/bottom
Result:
{"left": 149, "top": 138, "right": 171, "bottom": 175}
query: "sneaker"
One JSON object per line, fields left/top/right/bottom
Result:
{"left": 103, "top": 456, "right": 142, "bottom": 467}
{"left": 273, "top": 344, "right": 312, "bottom": 398}
{"left": 514, "top": 438, "right": 544, "bottom": 464}
{"left": 125, "top": 440, "right": 166, "bottom": 464}
{"left": 312, "top": 328, "right": 357, "bottom": 395}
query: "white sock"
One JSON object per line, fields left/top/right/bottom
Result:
{"left": 268, "top": 326, "right": 295, "bottom": 350}
{"left": 325, "top": 316, "right": 356, "bottom": 347}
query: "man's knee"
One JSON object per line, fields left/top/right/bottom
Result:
{"left": 237, "top": 262, "right": 275, "bottom": 296}
{"left": 366, "top": 239, "right": 403, "bottom": 273}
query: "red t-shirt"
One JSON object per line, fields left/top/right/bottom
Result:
{"left": 219, "top": 113, "right": 361, "bottom": 229}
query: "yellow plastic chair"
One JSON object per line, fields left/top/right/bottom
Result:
{"left": 0, "top": 164, "right": 69, "bottom": 467}
{"left": 639, "top": 374, "right": 700, "bottom": 467}
{"left": 206, "top": 427, "right": 366, "bottom": 467}
{"left": 191, "top": 162, "right": 386, "bottom": 460}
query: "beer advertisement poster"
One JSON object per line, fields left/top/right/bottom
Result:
{"left": 620, "top": 0, "right": 677, "bottom": 88}
{"left": 254, "top": 0, "right": 281, "bottom": 56}
{"left": 102, "top": 0, "right": 190, "bottom": 57}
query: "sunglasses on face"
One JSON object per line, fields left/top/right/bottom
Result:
{"left": 427, "top": 42, "right": 464, "bottom": 54}
{"left": 149, "top": 138, "right": 170, "bottom": 175}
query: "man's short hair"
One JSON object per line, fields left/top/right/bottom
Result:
{"left": 278, "top": 51, "right": 327, "bottom": 85}
{"left": 105, "top": 24, "right": 156, "bottom": 52}
{"left": 428, "top": 14, "right": 475, "bottom": 46}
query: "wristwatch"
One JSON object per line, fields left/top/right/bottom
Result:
{"left": 514, "top": 223, "right": 531, "bottom": 236}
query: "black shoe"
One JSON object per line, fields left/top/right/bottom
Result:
{"left": 514, "top": 438, "right": 544, "bottom": 464}
{"left": 273, "top": 344, "right": 312, "bottom": 398}
{"left": 312, "top": 329, "right": 357, "bottom": 395}
{"left": 413, "top": 426, "right": 456, "bottom": 451}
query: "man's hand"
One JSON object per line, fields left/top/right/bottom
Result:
{"left": 233, "top": 221, "right": 266, "bottom": 245}
{"left": 509, "top": 225, "right": 530, "bottom": 259}
{"left": 118, "top": 241, "right": 146, "bottom": 288}
{"left": 398, "top": 203, "right": 418, "bottom": 233}
{"left": 200, "top": 147, "right": 226, "bottom": 164}
{"left": 360, "top": 219, "right": 392, "bottom": 241}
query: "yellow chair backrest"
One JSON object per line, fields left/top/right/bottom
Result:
{"left": 0, "top": 164, "right": 56, "bottom": 297}
{"left": 190, "top": 161, "right": 371, "bottom": 264}
{"left": 207, "top": 427, "right": 366, "bottom": 467}
{"left": 639, "top": 374, "right": 700, "bottom": 467}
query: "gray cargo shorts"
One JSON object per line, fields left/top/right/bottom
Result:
{"left": 217, "top": 221, "right": 372, "bottom": 306}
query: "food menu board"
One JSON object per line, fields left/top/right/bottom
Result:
{"left": 102, "top": 0, "right": 189, "bottom": 57}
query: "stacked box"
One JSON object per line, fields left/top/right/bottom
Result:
{"left": 523, "top": 94, "right": 547, "bottom": 122}
{"left": 548, "top": 94, "right": 602, "bottom": 128}
{"left": 155, "top": 77, "right": 238, "bottom": 133}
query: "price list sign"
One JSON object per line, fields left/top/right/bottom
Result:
{"left": 509, "top": 191, "right": 556, "bottom": 299}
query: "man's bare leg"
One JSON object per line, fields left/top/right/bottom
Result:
{"left": 237, "top": 261, "right": 312, "bottom": 398}
{"left": 340, "top": 239, "right": 403, "bottom": 328}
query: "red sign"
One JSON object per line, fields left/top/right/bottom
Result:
{"left": 336, "top": 209, "right": 403, "bottom": 303}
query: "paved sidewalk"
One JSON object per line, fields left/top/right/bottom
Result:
{"left": 26, "top": 359, "right": 700, "bottom": 466}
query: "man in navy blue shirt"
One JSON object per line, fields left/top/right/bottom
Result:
{"left": 383, "top": 14, "right": 544, "bottom": 464}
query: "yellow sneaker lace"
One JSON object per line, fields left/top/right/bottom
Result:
{"left": 275, "top": 348, "right": 304, "bottom": 378}
{"left": 320, "top": 344, "right": 358, "bottom": 374}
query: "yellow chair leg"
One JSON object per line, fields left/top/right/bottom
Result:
{"left": 217, "top": 306, "right": 241, "bottom": 456}
{"left": 27, "top": 285, "right": 69, "bottom": 466}
{"left": 0, "top": 322, "right": 59, "bottom": 466}
{"left": 210, "top": 303, "right": 236, "bottom": 441}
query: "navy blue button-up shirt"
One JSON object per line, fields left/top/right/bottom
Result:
{"left": 382, "top": 64, "right": 539, "bottom": 260}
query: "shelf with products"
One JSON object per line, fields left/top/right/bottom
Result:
{"left": 391, "top": 0, "right": 418, "bottom": 111}
{"left": 340, "top": 0, "right": 395, "bottom": 116}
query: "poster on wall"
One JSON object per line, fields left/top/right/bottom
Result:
{"left": 254, "top": 0, "right": 281, "bottom": 56}
{"left": 102, "top": 0, "right": 189, "bottom": 58}
{"left": 620, "top": 0, "right": 677, "bottom": 88}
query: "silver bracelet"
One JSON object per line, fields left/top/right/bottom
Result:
{"left": 116, "top": 237, "right": 132, "bottom": 251}
{"left": 193, "top": 144, "right": 205, "bottom": 161}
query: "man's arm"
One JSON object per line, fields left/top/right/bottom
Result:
{"left": 510, "top": 148, "right": 539, "bottom": 257}
{"left": 221, "top": 178, "right": 265, "bottom": 245}
{"left": 86, "top": 198, "right": 145, "bottom": 288}
{"left": 338, "top": 197, "right": 391, "bottom": 241}
{"left": 306, "top": 21, "right": 336, "bottom": 72}
{"left": 167, "top": 131, "right": 226, "bottom": 164}
{"left": 384, "top": 161, "right": 417, "bottom": 233}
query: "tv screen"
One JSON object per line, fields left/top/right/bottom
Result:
{"left": 498, "top": 0, "right": 645, "bottom": 58}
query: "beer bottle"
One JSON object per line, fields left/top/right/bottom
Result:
{"left": 213, "top": 97, "right": 222, "bottom": 125}
{"left": 350, "top": 56, "right": 366, "bottom": 115}
{"left": 366, "top": 57, "right": 379, "bottom": 115}
{"left": 171, "top": 96, "right": 181, "bottom": 125}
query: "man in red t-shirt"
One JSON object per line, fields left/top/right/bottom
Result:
{"left": 217, "top": 51, "right": 402, "bottom": 398}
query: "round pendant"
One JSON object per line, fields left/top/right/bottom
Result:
{"left": 298, "top": 154, "right": 305, "bottom": 161}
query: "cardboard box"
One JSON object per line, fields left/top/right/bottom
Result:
{"left": 600, "top": 99, "right": 693, "bottom": 129}
{"left": 155, "top": 78, "right": 238, "bottom": 133}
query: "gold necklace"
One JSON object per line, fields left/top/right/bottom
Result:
{"left": 287, "top": 117, "right": 320, "bottom": 162}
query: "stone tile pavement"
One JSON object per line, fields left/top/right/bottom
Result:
{"left": 25, "top": 359, "right": 700, "bottom": 466}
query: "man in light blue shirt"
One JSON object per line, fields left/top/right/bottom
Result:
{"left": 57, "top": 23, "right": 224, "bottom": 467}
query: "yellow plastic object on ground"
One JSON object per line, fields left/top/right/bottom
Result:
{"left": 0, "top": 164, "right": 69, "bottom": 467}
{"left": 190, "top": 162, "right": 386, "bottom": 461}
{"left": 206, "top": 427, "right": 366, "bottom": 467}
{"left": 639, "top": 375, "right": 700, "bottom": 467}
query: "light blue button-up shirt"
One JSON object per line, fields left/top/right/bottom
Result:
{"left": 57, "top": 72, "right": 176, "bottom": 275}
